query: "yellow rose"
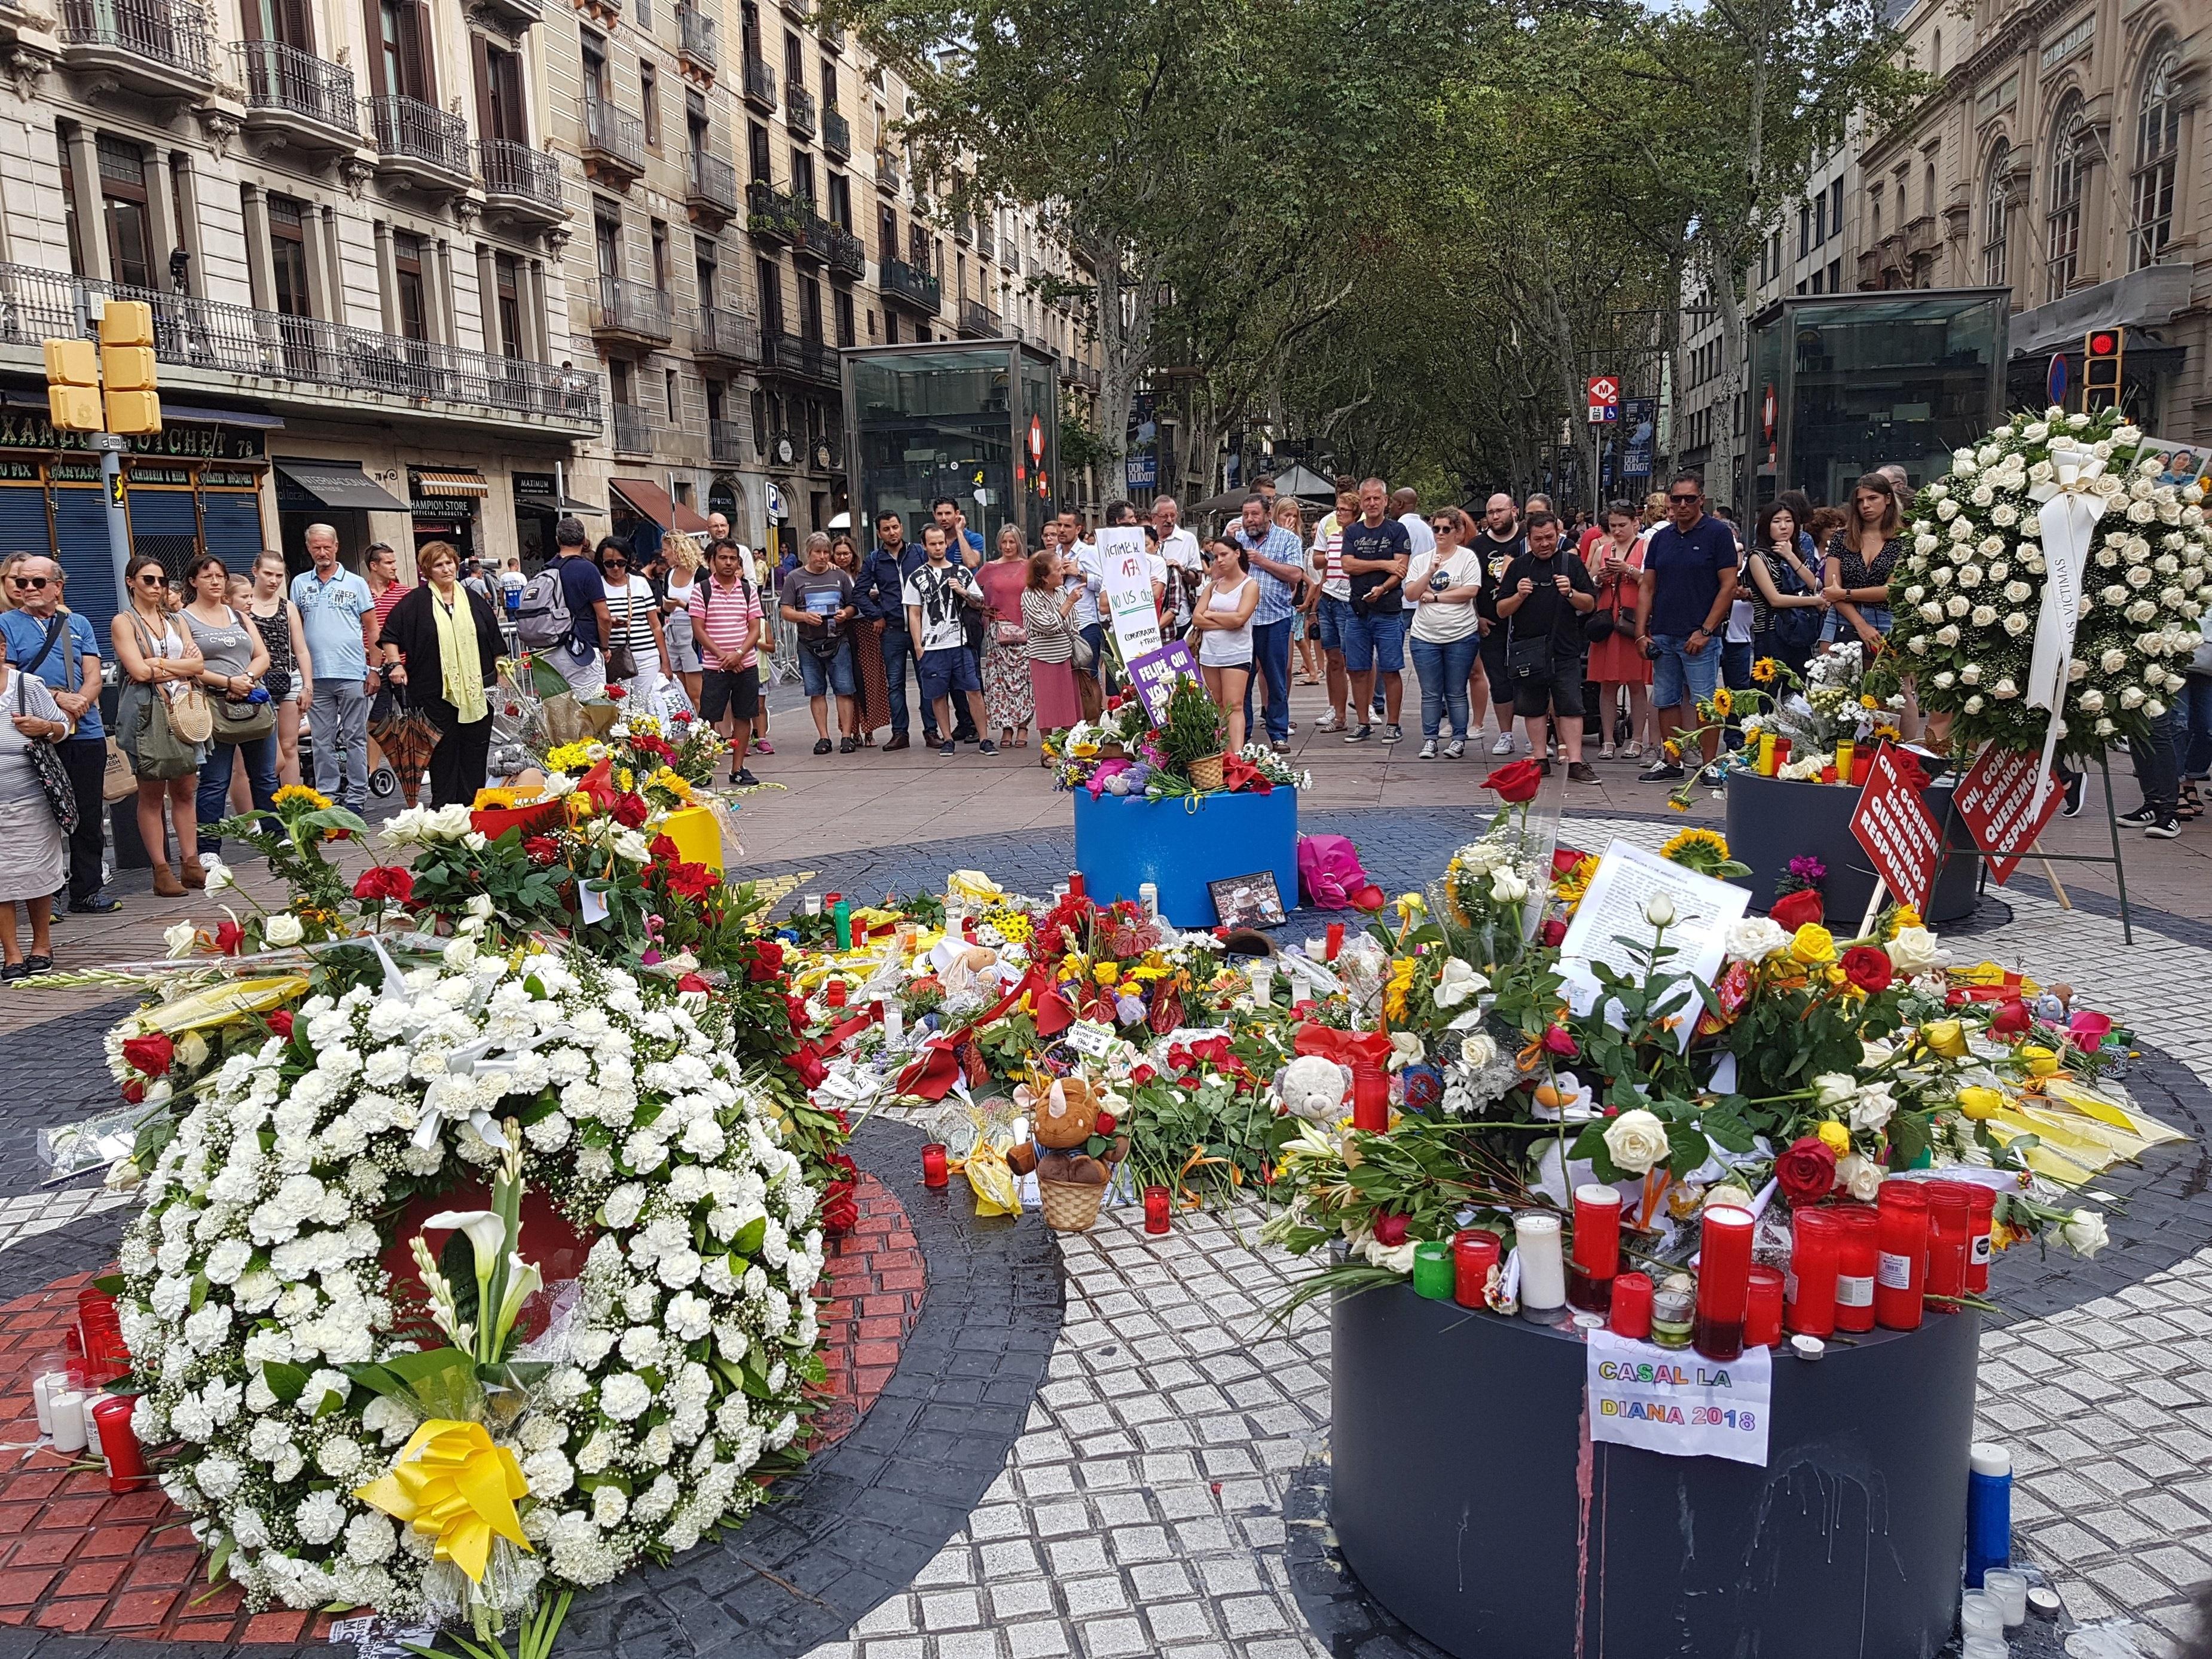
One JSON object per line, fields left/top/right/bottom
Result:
{"left": 1816, "top": 1120, "right": 1851, "bottom": 1153}
{"left": 1957, "top": 1086, "right": 2004, "bottom": 1120}
{"left": 1920, "top": 1019, "right": 1968, "bottom": 1059}
{"left": 1789, "top": 924, "right": 1837, "bottom": 966}
{"left": 2020, "top": 1044, "right": 2061, "bottom": 1078}
{"left": 1093, "top": 961, "right": 1119, "bottom": 986}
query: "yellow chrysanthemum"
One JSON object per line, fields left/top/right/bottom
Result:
{"left": 1660, "top": 827, "right": 1731, "bottom": 864}
{"left": 273, "top": 784, "right": 331, "bottom": 811}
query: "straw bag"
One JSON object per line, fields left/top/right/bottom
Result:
{"left": 1037, "top": 1178, "right": 1105, "bottom": 1232}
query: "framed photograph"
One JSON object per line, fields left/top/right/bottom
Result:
{"left": 1209, "top": 872, "right": 1287, "bottom": 930}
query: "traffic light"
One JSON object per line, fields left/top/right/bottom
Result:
{"left": 2083, "top": 327, "right": 2124, "bottom": 411}
{"left": 99, "top": 300, "right": 160, "bottom": 435}
{"left": 42, "top": 338, "right": 101, "bottom": 432}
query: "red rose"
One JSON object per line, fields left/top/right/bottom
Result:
{"left": 676, "top": 971, "right": 711, "bottom": 993}
{"left": 1092, "top": 1111, "right": 1117, "bottom": 1136}
{"left": 784, "top": 993, "right": 811, "bottom": 1029}
{"left": 820, "top": 1186, "right": 860, "bottom": 1236}
{"left": 673, "top": 709, "right": 694, "bottom": 725}
{"left": 606, "top": 684, "right": 628, "bottom": 700}
{"left": 1990, "top": 1000, "right": 2033, "bottom": 1038}
{"left": 1768, "top": 888, "right": 1825, "bottom": 930}
{"left": 353, "top": 866, "right": 414, "bottom": 905}
{"left": 612, "top": 793, "right": 650, "bottom": 828}
{"left": 121, "top": 1032, "right": 174, "bottom": 1077}
{"left": 649, "top": 833, "right": 680, "bottom": 860}
{"left": 1539, "top": 917, "right": 1568, "bottom": 947}
{"left": 1551, "top": 847, "right": 1589, "bottom": 879}
{"left": 748, "top": 939, "right": 785, "bottom": 982}
{"left": 1484, "top": 757, "right": 1546, "bottom": 804}
{"left": 214, "top": 919, "right": 245, "bottom": 955}
{"left": 665, "top": 862, "right": 718, "bottom": 901}
{"left": 1130, "top": 1064, "right": 1156, "bottom": 1086}
{"left": 120, "top": 1077, "right": 145, "bottom": 1105}
{"left": 523, "top": 835, "right": 560, "bottom": 866}
{"left": 268, "top": 1010, "right": 295, "bottom": 1039}
{"left": 1542, "top": 1023, "right": 1577, "bottom": 1058}
{"left": 1775, "top": 1135, "right": 1838, "bottom": 1205}
{"left": 1840, "top": 946, "right": 1894, "bottom": 994}
{"left": 1373, "top": 1213, "right": 1409, "bottom": 1246}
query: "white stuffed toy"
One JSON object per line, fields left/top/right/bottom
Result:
{"left": 1279, "top": 1054, "right": 1352, "bottom": 1124}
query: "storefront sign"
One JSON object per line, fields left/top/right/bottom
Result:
{"left": 1849, "top": 743, "right": 1947, "bottom": 912}
{"left": 1952, "top": 744, "right": 2064, "bottom": 885}
{"left": 0, "top": 411, "right": 264, "bottom": 459}
{"left": 1125, "top": 640, "right": 1200, "bottom": 726}
{"left": 1096, "top": 525, "right": 1160, "bottom": 661}
{"left": 1587, "top": 1330, "right": 1771, "bottom": 1466}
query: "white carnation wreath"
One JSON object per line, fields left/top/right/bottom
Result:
{"left": 117, "top": 946, "right": 826, "bottom": 1620}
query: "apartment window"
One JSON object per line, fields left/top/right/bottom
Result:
{"left": 750, "top": 387, "right": 767, "bottom": 453}
{"left": 1923, "top": 160, "right": 1936, "bottom": 224}
{"left": 494, "top": 253, "right": 523, "bottom": 357}
{"left": 96, "top": 136, "right": 154, "bottom": 289}
{"left": 1798, "top": 201, "right": 1811, "bottom": 258}
{"left": 392, "top": 230, "right": 429, "bottom": 340}
{"left": 822, "top": 60, "right": 838, "bottom": 109}
{"left": 2045, "top": 97, "right": 2086, "bottom": 301}
{"left": 376, "top": 0, "right": 429, "bottom": 100}
{"left": 665, "top": 366, "right": 679, "bottom": 423}
{"left": 879, "top": 203, "right": 897, "bottom": 254}
{"left": 783, "top": 29, "right": 801, "bottom": 80}
{"left": 2130, "top": 44, "right": 2181, "bottom": 270}
{"left": 268, "top": 193, "right": 312, "bottom": 317}
{"left": 907, "top": 223, "right": 926, "bottom": 267}
{"left": 478, "top": 40, "right": 527, "bottom": 140}
{"left": 1932, "top": 29, "right": 1941, "bottom": 75}
{"left": 827, "top": 171, "right": 851, "bottom": 230}
{"left": 594, "top": 204, "right": 622, "bottom": 289}
{"left": 792, "top": 151, "right": 814, "bottom": 207}
{"left": 610, "top": 358, "right": 633, "bottom": 407}
{"left": 1809, "top": 267, "right": 1823, "bottom": 294}
{"left": 581, "top": 30, "right": 608, "bottom": 103}
{"left": 835, "top": 288, "right": 854, "bottom": 346}
{"left": 1827, "top": 258, "right": 1841, "bottom": 292}
{"left": 801, "top": 275, "right": 823, "bottom": 340}
{"left": 748, "top": 120, "right": 772, "bottom": 182}
{"left": 650, "top": 218, "right": 669, "bottom": 290}
{"left": 757, "top": 256, "right": 782, "bottom": 333}
{"left": 687, "top": 88, "right": 709, "bottom": 157}
{"left": 1870, "top": 184, "right": 1882, "bottom": 238}
{"left": 640, "top": 62, "right": 660, "bottom": 147}
{"left": 739, "top": 0, "right": 758, "bottom": 58}
{"left": 705, "top": 379, "right": 725, "bottom": 424}
{"left": 696, "top": 239, "right": 720, "bottom": 308}
{"left": 884, "top": 309, "right": 896, "bottom": 343}
{"left": 1982, "top": 140, "right": 2010, "bottom": 285}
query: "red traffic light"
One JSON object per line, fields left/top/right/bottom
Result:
{"left": 2088, "top": 329, "right": 2121, "bottom": 358}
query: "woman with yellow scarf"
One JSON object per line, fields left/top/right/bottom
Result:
{"left": 377, "top": 541, "right": 503, "bottom": 806}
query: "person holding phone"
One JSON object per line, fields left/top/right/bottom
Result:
{"left": 1584, "top": 503, "right": 1652, "bottom": 760}
{"left": 1495, "top": 511, "right": 1597, "bottom": 781}
{"left": 1636, "top": 474, "right": 1737, "bottom": 782}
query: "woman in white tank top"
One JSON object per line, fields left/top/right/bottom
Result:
{"left": 1191, "top": 535, "right": 1260, "bottom": 753}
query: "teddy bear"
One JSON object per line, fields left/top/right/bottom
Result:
{"left": 1278, "top": 1053, "right": 1351, "bottom": 1125}
{"left": 1007, "top": 1076, "right": 1129, "bottom": 1230}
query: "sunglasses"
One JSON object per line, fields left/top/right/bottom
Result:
{"left": 137, "top": 572, "right": 167, "bottom": 586}
{"left": 1669, "top": 493, "right": 1701, "bottom": 505}
{"left": 603, "top": 560, "right": 628, "bottom": 570}
{"left": 7, "top": 575, "right": 48, "bottom": 589}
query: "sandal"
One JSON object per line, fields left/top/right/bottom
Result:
{"left": 2182, "top": 782, "right": 2203, "bottom": 821}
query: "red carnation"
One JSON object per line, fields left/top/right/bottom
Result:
{"left": 1840, "top": 946, "right": 1895, "bottom": 994}
{"left": 1373, "top": 1213, "right": 1409, "bottom": 1246}
{"left": 1539, "top": 917, "right": 1568, "bottom": 947}
{"left": 1092, "top": 1110, "right": 1117, "bottom": 1136}
{"left": 820, "top": 1184, "right": 860, "bottom": 1236}
{"left": 1775, "top": 1135, "right": 1838, "bottom": 1205}
{"left": 214, "top": 919, "right": 245, "bottom": 955}
{"left": 523, "top": 835, "right": 560, "bottom": 866}
{"left": 268, "top": 1010, "right": 295, "bottom": 1039}
{"left": 121, "top": 1032, "right": 174, "bottom": 1077}
{"left": 1768, "top": 888, "right": 1825, "bottom": 930}
{"left": 1484, "top": 757, "right": 1546, "bottom": 804}
{"left": 612, "top": 793, "right": 650, "bottom": 828}
{"left": 353, "top": 865, "right": 414, "bottom": 905}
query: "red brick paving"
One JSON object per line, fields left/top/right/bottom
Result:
{"left": 0, "top": 1174, "right": 924, "bottom": 1645}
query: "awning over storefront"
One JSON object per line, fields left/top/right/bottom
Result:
{"left": 514, "top": 488, "right": 604, "bottom": 514}
{"left": 2009, "top": 265, "right": 2195, "bottom": 359}
{"left": 412, "top": 468, "right": 489, "bottom": 497}
{"left": 609, "top": 475, "right": 711, "bottom": 533}
{"left": 273, "top": 457, "right": 409, "bottom": 512}
{"left": 163, "top": 403, "right": 287, "bottom": 430}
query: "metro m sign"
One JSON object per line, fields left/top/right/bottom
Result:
{"left": 1587, "top": 374, "right": 1620, "bottom": 423}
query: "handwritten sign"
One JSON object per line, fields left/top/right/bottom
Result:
{"left": 1953, "top": 744, "right": 2064, "bottom": 885}
{"left": 1586, "top": 1329, "right": 1771, "bottom": 1466}
{"left": 1096, "top": 525, "right": 1162, "bottom": 661}
{"left": 1557, "top": 840, "right": 1747, "bottom": 1048}
{"left": 1849, "top": 743, "right": 1946, "bottom": 912}
{"left": 1126, "top": 640, "right": 1201, "bottom": 726}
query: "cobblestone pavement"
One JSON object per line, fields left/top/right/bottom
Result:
{"left": 5, "top": 795, "right": 2212, "bottom": 1658}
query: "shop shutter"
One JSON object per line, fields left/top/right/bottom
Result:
{"left": 200, "top": 491, "right": 267, "bottom": 572}
{"left": 0, "top": 484, "right": 51, "bottom": 563}
{"left": 127, "top": 488, "right": 200, "bottom": 586}
{"left": 52, "top": 484, "right": 122, "bottom": 643}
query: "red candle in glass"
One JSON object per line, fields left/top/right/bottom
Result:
{"left": 1324, "top": 922, "right": 1345, "bottom": 961}
{"left": 90, "top": 1395, "right": 147, "bottom": 1492}
{"left": 824, "top": 980, "right": 847, "bottom": 1010}
{"left": 1964, "top": 1184, "right": 1997, "bottom": 1294}
{"left": 1786, "top": 1209, "right": 1841, "bottom": 1337}
{"left": 1568, "top": 1185, "right": 1621, "bottom": 1313}
{"left": 1452, "top": 1230, "right": 1501, "bottom": 1310}
{"left": 1692, "top": 1205, "right": 1756, "bottom": 1361}
{"left": 1744, "top": 1267, "right": 1785, "bottom": 1348}
{"left": 920, "top": 1142, "right": 949, "bottom": 1189}
{"left": 1142, "top": 1185, "right": 1171, "bottom": 1234}
{"left": 1832, "top": 1206, "right": 1880, "bottom": 1333}
{"left": 1068, "top": 870, "right": 1086, "bottom": 900}
{"left": 1924, "top": 1184, "right": 1972, "bottom": 1303}
{"left": 1875, "top": 1183, "right": 1929, "bottom": 1330}
{"left": 1351, "top": 1060, "right": 1389, "bottom": 1134}
{"left": 1608, "top": 1272, "right": 1654, "bottom": 1340}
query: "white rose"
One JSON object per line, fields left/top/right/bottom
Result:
{"left": 2059, "top": 1208, "right": 2109, "bottom": 1258}
{"left": 1970, "top": 606, "right": 1997, "bottom": 628}
{"left": 1725, "top": 916, "right": 1792, "bottom": 962}
{"left": 1836, "top": 1153, "right": 1883, "bottom": 1202}
{"left": 2022, "top": 421, "right": 2048, "bottom": 441}
{"left": 1601, "top": 1108, "right": 1669, "bottom": 1176}
{"left": 1993, "top": 677, "right": 2018, "bottom": 699}
{"left": 1490, "top": 869, "right": 1528, "bottom": 905}
{"left": 203, "top": 859, "right": 234, "bottom": 892}
{"left": 1886, "top": 927, "right": 1947, "bottom": 976}
{"left": 262, "top": 912, "right": 304, "bottom": 948}
{"left": 443, "top": 936, "right": 479, "bottom": 971}
{"left": 2004, "top": 612, "right": 2031, "bottom": 636}
{"left": 162, "top": 920, "right": 198, "bottom": 958}
{"left": 1642, "top": 893, "right": 1677, "bottom": 929}
{"left": 1432, "top": 958, "right": 1488, "bottom": 1010}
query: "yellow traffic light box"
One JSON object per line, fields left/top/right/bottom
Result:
{"left": 42, "top": 338, "right": 101, "bottom": 431}
{"left": 98, "top": 299, "right": 160, "bottom": 433}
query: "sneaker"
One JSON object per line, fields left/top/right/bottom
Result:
{"left": 1345, "top": 725, "right": 1372, "bottom": 744}
{"left": 1491, "top": 731, "right": 1516, "bottom": 756}
{"left": 1371, "top": 696, "right": 1387, "bottom": 718}
{"left": 1315, "top": 711, "right": 1342, "bottom": 733}
{"left": 1419, "top": 739, "right": 1438, "bottom": 759}
{"left": 939, "top": 740, "right": 957, "bottom": 757}
{"left": 69, "top": 894, "right": 121, "bottom": 915}
{"left": 2062, "top": 772, "right": 2086, "bottom": 817}
{"left": 1640, "top": 760, "right": 1685, "bottom": 781}
{"left": 1535, "top": 758, "right": 1553, "bottom": 777}
{"left": 813, "top": 737, "right": 834, "bottom": 756}
{"left": 1696, "top": 765, "right": 1725, "bottom": 786}
{"left": 839, "top": 735, "right": 858, "bottom": 754}
{"left": 1444, "top": 740, "right": 1465, "bottom": 760}
{"left": 754, "top": 738, "right": 775, "bottom": 755}
{"left": 979, "top": 740, "right": 999, "bottom": 756}
{"left": 2146, "top": 815, "right": 2183, "bottom": 839}
{"left": 1568, "top": 761, "right": 1600, "bottom": 784}
{"left": 2116, "top": 805, "right": 2159, "bottom": 827}
{"left": 1272, "top": 740, "right": 1291, "bottom": 754}
{"left": 884, "top": 732, "right": 911, "bottom": 752}
{"left": 734, "top": 767, "right": 760, "bottom": 787}
{"left": 1384, "top": 723, "right": 1403, "bottom": 744}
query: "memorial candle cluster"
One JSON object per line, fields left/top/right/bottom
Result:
{"left": 32, "top": 1285, "right": 148, "bottom": 1491}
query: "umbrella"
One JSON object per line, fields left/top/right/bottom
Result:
{"left": 1190, "top": 462, "right": 1339, "bottom": 517}
{"left": 369, "top": 679, "right": 440, "bottom": 802}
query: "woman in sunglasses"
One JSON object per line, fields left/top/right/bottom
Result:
{"left": 596, "top": 539, "right": 668, "bottom": 713}
{"left": 110, "top": 554, "right": 205, "bottom": 897}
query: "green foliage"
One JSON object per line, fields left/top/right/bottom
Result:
{"left": 1154, "top": 674, "right": 1226, "bottom": 773}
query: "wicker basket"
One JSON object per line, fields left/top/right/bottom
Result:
{"left": 1189, "top": 752, "right": 1226, "bottom": 792}
{"left": 1038, "top": 1178, "right": 1107, "bottom": 1232}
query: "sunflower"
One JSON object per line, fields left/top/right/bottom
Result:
{"left": 1750, "top": 658, "right": 1778, "bottom": 686}
{"left": 1661, "top": 739, "right": 1682, "bottom": 763}
{"left": 1660, "top": 827, "right": 1731, "bottom": 869}
{"left": 272, "top": 783, "right": 331, "bottom": 811}
{"left": 1708, "top": 686, "right": 1734, "bottom": 717}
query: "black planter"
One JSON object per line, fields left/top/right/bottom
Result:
{"left": 1726, "top": 770, "right": 1980, "bottom": 924}
{"left": 1333, "top": 1289, "right": 1981, "bottom": 1659}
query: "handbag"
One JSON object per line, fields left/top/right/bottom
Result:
{"left": 1070, "top": 630, "right": 1097, "bottom": 673}
{"left": 129, "top": 615, "right": 213, "bottom": 746}
{"left": 992, "top": 618, "right": 1028, "bottom": 646}
{"left": 17, "top": 671, "right": 78, "bottom": 833}
{"left": 210, "top": 692, "right": 276, "bottom": 744}
{"left": 1506, "top": 634, "right": 1553, "bottom": 679}
{"left": 102, "top": 738, "right": 136, "bottom": 803}
{"left": 604, "top": 587, "right": 640, "bottom": 679}
{"left": 1582, "top": 610, "right": 1617, "bottom": 644}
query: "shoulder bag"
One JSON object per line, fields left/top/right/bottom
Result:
{"left": 126, "top": 615, "right": 207, "bottom": 776}
{"left": 17, "top": 670, "right": 78, "bottom": 833}
{"left": 206, "top": 608, "right": 276, "bottom": 744}
{"left": 604, "top": 586, "right": 640, "bottom": 681}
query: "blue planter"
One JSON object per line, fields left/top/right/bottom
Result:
{"left": 1072, "top": 786, "right": 1300, "bottom": 927}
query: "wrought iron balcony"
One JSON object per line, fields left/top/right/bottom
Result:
{"left": 687, "top": 149, "right": 738, "bottom": 221}
{"left": 583, "top": 96, "right": 646, "bottom": 179}
{"left": 784, "top": 82, "right": 815, "bottom": 139}
{"left": 234, "top": 40, "right": 356, "bottom": 143}
{"left": 874, "top": 146, "right": 902, "bottom": 195}
{"left": 612, "top": 403, "right": 656, "bottom": 454}
{"left": 0, "top": 260, "right": 600, "bottom": 430}
{"left": 826, "top": 226, "right": 865, "bottom": 279}
{"left": 821, "top": 107, "right": 850, "bottom": 160}
{"left": 791, "top": 209, "right": 832, "bottom": 264}
{"left": 742, "top": 54, "right": 777, "bottom": 112}
{"left": 478, "top": 139, "right": 566, "bottom": 220}
{"left": 747, "top": 180, "right": 803, "bottom": 242}
{"left": 761, "top": 331, "right": 838, "bottom": 383}
{"left": 58, "top": 0, "right": 210, "bottom": 85}
{"left": 709, "top": 417, "right": 747, "bottom": 463}
{"left": 676, "top": 2, "right": 716, "bottom": 71}
{"left": 880, "top": 256, "right": 940, "bottom": 314}
{"left": 975, "top": 218, "right": 994, "bottom": 260}
{"left": 368, "top": 94, "right": 471, "bottom": 184}
{"left": 958, "top": 297, "right": 999, "bottom": 339}
{"left": 592, "top": 274, "right": 674, "bottom": 346}
{"left": 692, "top": 304, "right": 761, "bottom": 363}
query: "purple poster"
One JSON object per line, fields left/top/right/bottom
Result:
{"left": 1126, "top": 640, "right": 1201, "bottom": 726}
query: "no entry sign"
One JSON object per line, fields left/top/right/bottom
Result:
{"left": 1849, "top": 744, "right": 1947, "bottom": 913}
{"left": 1952, "top": 744, "right": 2064, "bottom": 885}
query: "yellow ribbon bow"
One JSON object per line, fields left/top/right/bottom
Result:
{"left": 353, "top": 1419, "right": 534, "bottom": 1584}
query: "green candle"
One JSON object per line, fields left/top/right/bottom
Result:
{"left": 1412, "top": 1241, "right": 1454, "bottom": 1300}
{"left": 832, "top": 897, "right": 852, "bottom": 951}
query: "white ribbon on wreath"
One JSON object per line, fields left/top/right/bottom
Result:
{"left": 2024, "top": 439, "right": 2111, "bottom": 820}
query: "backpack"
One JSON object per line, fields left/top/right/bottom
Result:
{"left": 514, "top": 564, "right": 573, "bottom": 649}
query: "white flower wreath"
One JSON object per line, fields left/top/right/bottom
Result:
{"left": 117, "top": 947, "right": 825, "bottom": 1620}
{"left": 1885, "top": 406, "right": 2208, "bottom": 753}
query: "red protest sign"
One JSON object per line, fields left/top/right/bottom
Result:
{"left": 1951, "top": 744, "right": 2064, "bottom": 885}
{"left": 1849, "top": 743, "right": 1947, "bottom": 913}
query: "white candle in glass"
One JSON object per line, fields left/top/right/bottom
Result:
{"left": 80, "top": 1394, "right": 106, "bottom": 1460}
{"left": 47, "top": 1391, "right": 85, "bottom": 1453}
{"left": 30, "top": 1373, "right": 64, "bottom": 1437}
{"left": 1514, "top": 1214, "right": 1567, "bottom": 1313}
{"left": 1982, "top": 1569, "right": 2028, "bottom": 1627}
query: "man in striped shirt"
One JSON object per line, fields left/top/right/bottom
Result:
{"left": 1231, "top": 494, "right": 1306, "bottom": 754}
{"left": 688, "top": 539, "right": 765, "bottom": 786}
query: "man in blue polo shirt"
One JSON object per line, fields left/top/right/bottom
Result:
{"left": 1232, "top": 493, "right": 1307, "bottom": 753}
{"left": 291, "top": 523, "right": 377, "bottom": 812}
{"left": 1, "top": 555, "right": 116, "bottom": 913}
{"left": 1636, "top": 472, "right": 1739, "bottom": 781}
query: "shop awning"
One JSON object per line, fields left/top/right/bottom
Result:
{"left": 514, "top": 488, "right": 604, "bottom": 514}
{"left": 273, "top": 457, "right": 409, "bottom": 512}
{"left": 609, "top": 476, "right": 711, "bottom": 533}
{"left": 412, "top": 468, "right": 489, "bottom": 497}
{"left": 163, "top": 402, "right": 286, "bottom": 430}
